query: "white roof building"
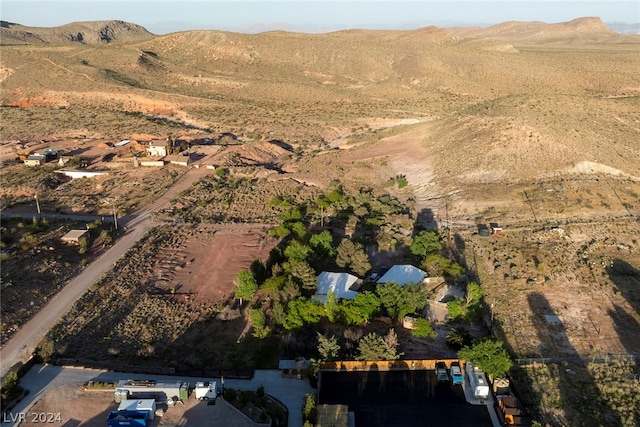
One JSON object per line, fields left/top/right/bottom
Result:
{"left": 376, "top": 264, "right": 427, "bottom": 286}
{"left": 314, "top": 271, "right": 360, "bottom": 303}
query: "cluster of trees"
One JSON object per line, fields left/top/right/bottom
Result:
{"left": 317, "top": 328, "right": 401, "bottom": 362}
{"left": 409, "top": 229, "right": 485, "bottom": 323}
{"left": 236, "top": 262, "right": 431, "bottom": 337}
{"left": 232, "top": 185, "right": 514, "bottom": 377}
{"left": 232, "top": 186, "right": 423, "bottom": 341}
{"left": 410, "top": 230, "right": 465, "bottom": 278}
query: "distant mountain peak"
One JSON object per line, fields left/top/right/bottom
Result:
{"left": 0, "top": 20, "right": 154, "bottom": 45}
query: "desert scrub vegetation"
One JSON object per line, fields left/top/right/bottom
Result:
{"left": 161, "top": 174, "right": 320, "bottom": 224}
{"left": 0, "top": 158, "right": 185, "bottom": 215}
{"left": 0, "top": 217, "right": 116, "bottom": 345}
{"left": 0, "top": 105, "right": 194, "bottom": 141}
{"left": 44, "top": 225, "right": 202, "bottom": 361}
{"left": 511, "top": 360, "right": 640, "bottom": 427}
{"left": 41, "top": 225, "right": 278, "bottom": 369}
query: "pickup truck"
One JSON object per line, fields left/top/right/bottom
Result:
{"left": 435, "top": 362, "right": 449, "bottom": 383}
{"left": 450, "top": 361, "right": 463, "bottom": 385}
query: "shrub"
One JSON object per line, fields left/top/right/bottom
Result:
{"left": 411, "top": 318, "right": 437, "bottom": 339}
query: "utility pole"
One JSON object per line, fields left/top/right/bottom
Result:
{"left": 34, "top": 194, "right": 41, "bottom": 218}
{"left": 104, "top": 198, "right": 118, "bottom": 230}
{"left": 111, "top": 199, "right": 118, "bottom": 230}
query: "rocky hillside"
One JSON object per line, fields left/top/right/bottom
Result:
{"left": 449, "top": 17, "right": 624, "bottom": 44}
{"left": 0, "top": 20, "right": 154, "bottom": 45}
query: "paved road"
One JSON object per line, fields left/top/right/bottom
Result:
{"left": 4, "top": 365, "right": 314, "bottom": 427}
{"left": 0, "top": 168, "right": 209, "bottom": 379}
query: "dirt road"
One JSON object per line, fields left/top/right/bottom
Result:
{"left": 0, "top": 168, "right": 210, "bottom": 378}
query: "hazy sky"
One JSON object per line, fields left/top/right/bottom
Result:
{"left": 2, "top": 1, "right": 639, "bottom": 34}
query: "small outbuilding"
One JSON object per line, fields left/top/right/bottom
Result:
{"left": 61, "top": 229, "right": 89, "bottom": 244}
{"left": 24, "top": 154, "right": 46, "bottom": 167}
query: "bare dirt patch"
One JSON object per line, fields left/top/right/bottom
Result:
{"left": 154, "top": 225, "right": 277, "bottom": 302}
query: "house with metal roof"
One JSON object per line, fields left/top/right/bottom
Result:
{"left": 376, "top": 264, "right": 428, "bottom": 286}
{"left": 314, "top": 271, "right": 360, "bottom": 303}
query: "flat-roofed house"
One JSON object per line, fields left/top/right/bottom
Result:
{"left": 61, "top": 229, "right": 89, "bottom": 244}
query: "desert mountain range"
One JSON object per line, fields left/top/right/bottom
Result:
{"left": 1, "top": 17, "right": 639, "bottom": 200}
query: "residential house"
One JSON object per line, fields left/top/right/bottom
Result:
{"left": 314, "top": 271, "right": 360, "bottom": 303}
{"left": 146, "top": 140, "right": 168, "bottom": 157}
{"left": 376, "top": 264, "right": 428, "bottom": 286}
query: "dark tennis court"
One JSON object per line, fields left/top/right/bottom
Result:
{"left": 319, "top": 370, "right": 493, "bottom": 427}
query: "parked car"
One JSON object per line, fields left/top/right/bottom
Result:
{"left": 450, "top": 361, "right": 463, "bottom": 385}
{"left": 367, "top": 272, "right": 379, "bottom": 282}
{"left": 435, "top": 361, "right": 449, "bottom": 383}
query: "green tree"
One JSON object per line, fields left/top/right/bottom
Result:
{"left": 309, "top": 230, "right": 335, "bottom": 257}
{"left": 249, "top": 309, "right": 270, "bottom": 339}
{"left": 410, "top": 230, "right": 442, "bottom": 257}
{"left": 421, "top": 253, "right": 465, "bottom": 278}
{"left": 339, "top": 300, "right": 367, "bottom": 325}
{"left": 78, "top": 236, "right": 88, "bottom": 255}
{"left": 411, "top": 318, "right": 437, "bottom": 339}
{"left": 289, "top": 260, "right": 317, "bottom": 291}
{"left": 302, "top": 393, "right": 318, "bottom": 426}
{"left": 446, "top": 282, "right": 484, "bottom": 322}
{"left": 262, "top": 275, "right": 287, "bottom": 293}
{"left": 458, "top": 338, "right": 513, "bottom": 378}
{"left": 335, "top": 239, "right": 371, "bottom": 277}
{"left": 335, "top": 239, "right": 356, "bottom": 268}
{"left": 317, "top": 333, "right": 341, "bottom": 361}
{"left": 1, "top": 371, "right": 23, "bottom": 406}
{"left": 351, "top": 291, "right": 381, "bottom": 323}
{"left": 349, "top": 245, "right": 372, "bottom": 277}
{"left": 284, "top": 241, "right": 312, "bottom": 263}
{"left": 99, "top": 229, "right": 113, "bottom": 246}
{"left": 289, "top": 221, "right": 308, "bottom": 241}
{"left": 233, "top": 270, "right": 258, "bottom": 306}
{"left": 356, "top": 329, "right": 400, "bottom": 361}
{"left": 376, "top": 282, "right": 428, "bottom": 319}
{"left": 37, "top": 337, "right": 55, "bottom": 361}
{"left": 268, "top": 225, "right": 291, "bottom": 238}
{"left": 324, "top": 291, "right": 341, "bottom": 322}
{"left": 284, "top": 298, "right": 324, "bottom": 330}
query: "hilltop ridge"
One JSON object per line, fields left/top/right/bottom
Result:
{"left": 0, "top": 20, "right": 154, "bottom": 45}
{"left": 449, "top": 17, "right": 621, "bottom": 43}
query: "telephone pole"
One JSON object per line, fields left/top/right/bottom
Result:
{"left": 34, "top": 194, "right": 41, "bottom": 218}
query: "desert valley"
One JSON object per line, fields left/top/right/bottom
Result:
{"left": 1, "top": 16, "right": 639, "bottom": 427}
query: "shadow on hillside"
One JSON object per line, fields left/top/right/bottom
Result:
{"left": 518, "top": 292, "right": 621, "bottom": 426}
{"left": 606, "top": 259, "right": 640, "bottom": 355}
